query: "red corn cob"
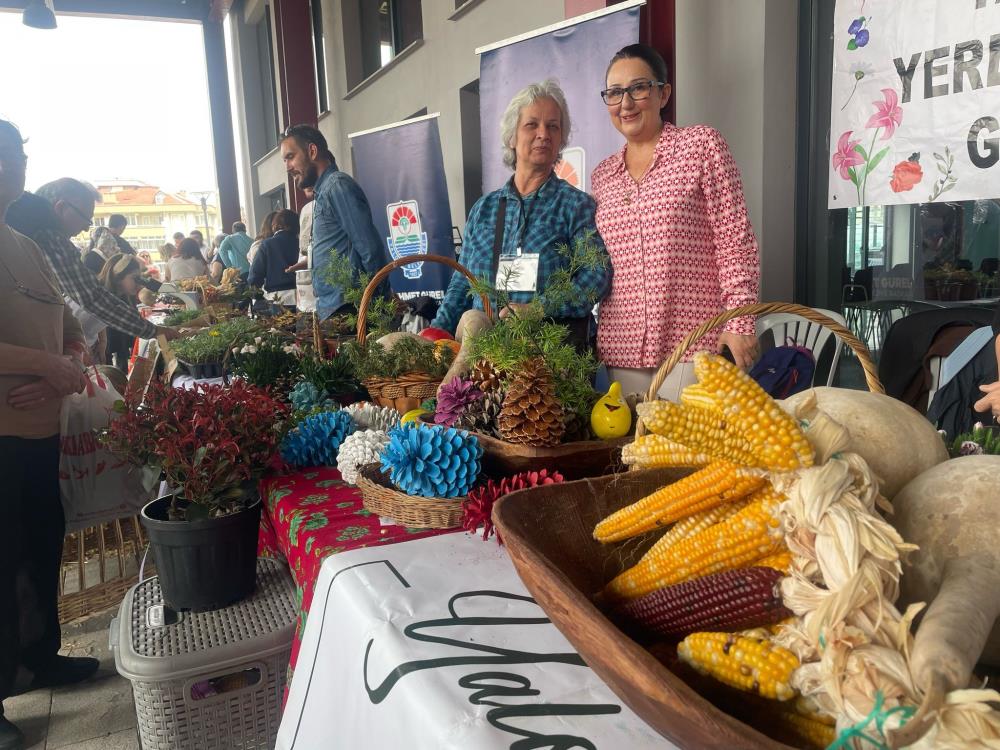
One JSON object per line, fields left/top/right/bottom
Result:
{"left": 617, "top": 566, "right": 790, "bottom": 639}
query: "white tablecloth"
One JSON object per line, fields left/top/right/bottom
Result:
{"left": 277, "top": 533, "right": 676, "bottom": 750}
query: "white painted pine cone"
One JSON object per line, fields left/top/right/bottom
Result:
{"left": 336, "top": 429, "right": 390, "bottom": 486}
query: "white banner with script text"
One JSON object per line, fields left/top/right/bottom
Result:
{"left": 277, "top": 533, "right": 672, "bottom": 750}
{"left": 830, "top": 0, "right": 1000, "bottom": 207}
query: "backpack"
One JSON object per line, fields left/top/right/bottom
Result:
{"left": 748, "top": 345, "right": 816, "bottom": 399}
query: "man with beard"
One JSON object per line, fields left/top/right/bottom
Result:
{"left": 279, "top": 124, "right": 388, "bottom": 319}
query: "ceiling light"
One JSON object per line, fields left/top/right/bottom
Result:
{"left": 23, "top": 0, "right": 57, "bottom": 30}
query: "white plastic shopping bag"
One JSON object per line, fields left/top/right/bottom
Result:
{"left": 59, "top": 368, "right": 157, "bottom": 531}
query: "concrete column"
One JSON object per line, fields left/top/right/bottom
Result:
{"left": 203, "top": 18, "right": 241, "bottom": 230}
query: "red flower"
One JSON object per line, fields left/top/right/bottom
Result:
{"left": 461, "top": 469, "right": 564, "bottom": 544}
{"left": 890, "top": 158, "right": 923, "bottom": 193}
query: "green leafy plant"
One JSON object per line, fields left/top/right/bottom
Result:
{"left": 947, "top": 423, "right": 1000, "bottom": 457}
{"left": 171, "top": 318, "right": 261, "bottom": 364}
{"left": 229, "top": 335, "right": 302, "bottom": 390}
{"left": 342, "top": 336, "right": 454, "bottom": 381}
{"left": 298, "top": 350, "right": 361, "bottom": 398}
{"left": 321, "top": 252, "right": 397, "bottom": 338}
{"left": 162, "top": 309, "right": 204, "bottom": 327}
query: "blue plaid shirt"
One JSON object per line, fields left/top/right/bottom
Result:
{"left": 432, "top": 174, "right": 611, "bottom": 333}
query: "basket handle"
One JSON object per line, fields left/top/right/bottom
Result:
{"left": 356, "top": 255, "right": 494, "bottom": 344}
{"left": 643, "top": 301, "right": 883, "bottom": 404}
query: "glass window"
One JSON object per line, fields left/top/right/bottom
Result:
{"left": 347, "top": 0, "right": 422, "bottom": 87}
{"left": 257, "top": 5, "right": 280, "bottom": 153}
{"left": 311, "top": 0, "right": 329, "bottom": 113}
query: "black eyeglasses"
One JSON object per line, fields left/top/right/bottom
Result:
{"left": 600, "top": 79, "right": 664, "bottom": 106}
{"left": 64, "top": 201, "right": 93, "bottom": 227}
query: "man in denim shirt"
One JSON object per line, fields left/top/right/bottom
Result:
{"left": 280, "top": 125, "right": 389, "bottom": 319}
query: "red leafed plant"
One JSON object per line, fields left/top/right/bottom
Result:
{"left": 461, "top": 469, "right": 564, "bottom": 544}
{"left": 102, "top": 379, "right": 289, "bottom": 518}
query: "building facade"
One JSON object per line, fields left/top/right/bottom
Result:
{"left": 84, "top": 181, "right": 223, "bottom": 252}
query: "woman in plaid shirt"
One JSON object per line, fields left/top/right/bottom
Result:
{"left": 431, "top": 80, "right": 611, "bottom": 345}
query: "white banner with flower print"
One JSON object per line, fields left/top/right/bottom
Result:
{"left": 830, "top": 0, "right": 1000, "bottom": 208}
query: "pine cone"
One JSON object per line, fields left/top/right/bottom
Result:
{"left": 470, "top": 359, "right": 503, "bottom": 393}
{"left": 434, "top": 378, "right": 483, "bottom": 428}
{"left": 562, "top": 407, "right": 593, "bottom": 443}
{"left": 456, "top": 388, "right": 504, "bottom": 437}
{"left": 497, "top": 358, "right": 565, "bottom": 446}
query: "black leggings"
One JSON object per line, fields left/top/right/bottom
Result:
{"left": 0, "top": 435, "right": 64, "bottom": 702}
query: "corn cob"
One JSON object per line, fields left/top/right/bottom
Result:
{"left": 649, "top": 498, "right": 749, "bottom": 552}
{"left": 678, "top": 632, "right": 799, "bottom": 701}
{"left": 692, "top": 352, "right": 814, "bottom": 471}
{"left": 604, "top": 484, "right": 785, "bottom": 599}
{"left": 756, "top": 550, "right": 793, "bottom": 574}
{"left": 621, "top": 434, "right": 712, "bottom": 469}
{"left": 635, "top": 401, "right": 762, "bottom": 468}
{"left": 773, "top": 703, "right": 836, "bottom": 749}
{"left": 618, "top": 567, "right": 791, "bottom": 638}
{"left": 593, "top": 461, "right": 765, "bottom": 543}
{"left": 679, "top": 383, "right": 720, "bottom": 411}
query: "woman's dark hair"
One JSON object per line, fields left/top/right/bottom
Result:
{"left": 606, "top": 43, "right": 669, "bottom": 84}
{"left": 271, "top": 208, "right": 300, "bottom": 236}
{"left": 178, "top": 237, "right": 203, "bottom": 260}
{"left": 256, "top": 211, "right": 278, "bottom": 241}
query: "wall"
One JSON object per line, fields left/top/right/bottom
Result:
{"left": 239, "top": 0, "right": 567, "bottom": 233}
{"left": 674, "top": 0, "right": 798, "bottom": 302}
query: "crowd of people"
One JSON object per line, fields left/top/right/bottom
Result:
{"left": 6, "top": 40, "right": 997, "bottom": 750}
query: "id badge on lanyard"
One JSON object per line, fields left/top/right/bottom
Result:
{"left": 496, "top": 248, "right": 539, "bottom": 292}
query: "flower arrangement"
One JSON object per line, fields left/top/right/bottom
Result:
{"left": 102, "top": 379, "right": 289, "bottom": 518}
{"left": 380, "top": 424, "right": 482, "bottom": 498}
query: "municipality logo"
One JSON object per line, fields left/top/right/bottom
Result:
{"left": 386, "top": 200, "right": 428, "bottom": 279}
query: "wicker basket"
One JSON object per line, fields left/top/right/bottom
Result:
{"left": 637, "top": 301, "right": 883, "bottom": 441}
{"left": 58, "top": 516, "right": 153, "bottom": 623}
{"left": 356, "top": 463, "right": 465, "bottom": 529}
{"left": 355, "top": 255, "right": 493, "bottom": 412}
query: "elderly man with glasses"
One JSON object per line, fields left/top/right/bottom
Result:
{"left": 6, "top": 178, "right": 179, "bottom": 350}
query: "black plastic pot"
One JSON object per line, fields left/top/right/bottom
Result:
{"left": 178, "top": 360, "right": 225, "bottom": 379}
{"left": 140, "top": 493, "right": 262, "bottom": 612}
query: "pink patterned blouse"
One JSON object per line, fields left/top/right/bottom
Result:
{"left": 592, "top": 123, "right": 760, "bottom": 368}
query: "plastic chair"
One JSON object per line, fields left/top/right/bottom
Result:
{"left": 755, "top": 308, "right": 848, "bottom": 387}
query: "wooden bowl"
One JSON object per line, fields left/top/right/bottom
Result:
{"left": 471, "top": 431, "right": 630, "bottom": 481}
{"left": 493, "top": 469, "right": 797, "bottom": 750}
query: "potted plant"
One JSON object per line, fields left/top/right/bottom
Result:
{"left": 229, "top": 334, "right": 303, "bottom": 394}
{"left": 170, "top": 317, "right": 260, "bottom": 378}
{"left": 103, "top": 379, "right": 289, "bottom": 611}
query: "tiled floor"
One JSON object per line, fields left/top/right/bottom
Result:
{"left": 4, "top": 609, "right": 139, "bottom": 750}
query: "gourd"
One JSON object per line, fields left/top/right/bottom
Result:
{"left": 781, "top": 387, "right": 947, "bottom": 498}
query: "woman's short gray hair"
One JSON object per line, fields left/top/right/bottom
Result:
{"left": 499, "top": 79, "right": 571, "bottom": 170}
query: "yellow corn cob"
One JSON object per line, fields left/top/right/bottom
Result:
{"left": 679, "top": 383, "right": 720, "bottom": 411}
{"left": 604, "top": 485, "right": 785, "bottom": 599}
{"left": 692, "top": 352, "right": 814, "bottom": 471}
{"left": 775, "top": 704, "right": 836, "bottom": 748}
{"left": 635, "top": 401, "right": 762, "bottom": 468}
{"left": 650, "top": 498, "right": 750, "bottom": 552}
{"left": 594, "top": 461, "right": 765, "bottom": 543}
{"left": 678, "top": 632, "right": 798, "bottom": 701}
{"left": 756, "top": 550, "right": 793, "bottom": 574}
{"left": 621, "top": 434, "right": 712, "bottom": 469}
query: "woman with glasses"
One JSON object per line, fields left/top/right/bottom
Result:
{"left": 591, "top": 44, "right": 760, "bottom": 400}
{"left": 0, "top": 119, "right": 95, "bottom": 749}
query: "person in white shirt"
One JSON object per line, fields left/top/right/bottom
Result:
{"left": 166, "top": 238, "right": 209, "bottom": 281}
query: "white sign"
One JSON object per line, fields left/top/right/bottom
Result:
{"left": 830, "top": 0, "right": 1000, "bottom": 207}
{"left": 277, "top": 533, "right": 673, "bottom": 750}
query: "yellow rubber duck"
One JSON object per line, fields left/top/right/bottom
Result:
{"left": 590, "top": 381, "right": 632, "bottom": 439}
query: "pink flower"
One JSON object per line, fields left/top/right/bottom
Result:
{"left": 833, "top": 130, "right": 864, "bottom": 180}
{"left": 865, "top": 88, "right": 903, "bottom": 139}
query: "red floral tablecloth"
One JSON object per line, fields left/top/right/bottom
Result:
{"left": 257, "top": 467, "right": 455, "bottom": 673}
